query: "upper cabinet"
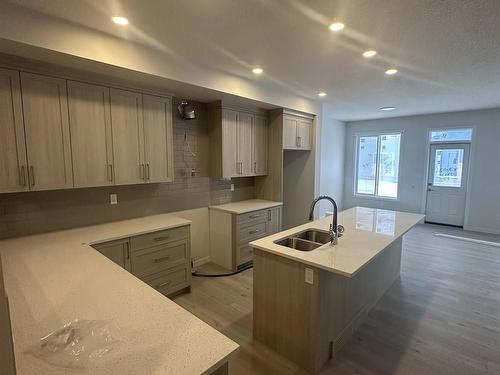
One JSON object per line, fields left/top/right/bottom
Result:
{"left": 0, "top": 68, "right": 174, "bottom": 194}
{"left": 209, "top": 103, "right": 269, "bottom": 178}
{"left": 0, "top": 68, "right": 28, "bottom": 193}
{"left": 142, "top": 94, "right": 173, "bottom": 183}
{"left": 110, "top": 88, "right": 145, "bottom": 185}
{"left": 21, "top": 73, "right": 73, "bottom": 190}
{"left": 283, "top": 113, "right": 313, "bottom": 151}
{"left": 68, "top": 81, "right": 113, "bottom": 188}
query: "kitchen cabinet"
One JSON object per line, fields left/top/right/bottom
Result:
{"left": 209, "top": 103, "right": 269, "bottom": 178}
{"left": 67, "top": 81, "right": 114, "bottom": 187}
{"left": 283, "top": 114, "right": 313, "bottom": 150}
{"left": 91, "top": 225, "right": 191, "bottom": 297}
{"left": 0, "top": 68, "right": 28, "bottom": 193}
{"left": 110, "top": 88, "right": 145, "bottom": 185}
{"left": 142, "top": 94, "right": 174, "bottom": 183}
{"left": 20, "top": 72, "right": 73, "bottom": 190}
{"left": 92, "top": 238, "right": 131, "bottom": 271}
{"left": 209, "top": 205, "right": 282, "bottom": 271}
{"left": 253, "top": 115, "right": 268, "bottom": 175}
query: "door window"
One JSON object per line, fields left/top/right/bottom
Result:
{"left": 433, "top": 148, "right": 464, "bottom": 187}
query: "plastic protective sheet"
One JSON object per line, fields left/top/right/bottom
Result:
{"left": 29, "top": 319, "right": 121, "bottom": 369}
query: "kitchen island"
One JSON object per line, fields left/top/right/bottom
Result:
{"left": 250, "top": 207, "right": 424, "bottom": 373}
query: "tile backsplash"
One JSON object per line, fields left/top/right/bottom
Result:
{"left": 0, "top": 98, "right": 255, "bottom": 239}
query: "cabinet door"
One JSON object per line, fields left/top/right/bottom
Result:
{"left": 110, "top": 88, "right": 145, "bottom": 185}
{"left": 21, "top": 73, "right": 73, "bottom": 190}
{"left": 0, "top": 68, "right": 28, "bottom": 193}
{"left": 267, "top": 206, "right": 282, "bottom": 234}
{"left": 253, "top": 116, "right": 268, "bottom": 176}
{"left": 142, "top": 94, "right": 173, "bottom": 183}
{"left": 283, "top": 116, "right": 298, "bottom": 150}
{"left": 238, "top": 112, "right": 254, "bottom": 176}
{"left": 67, "top": 81, "right": 113, "bottom": 187}
{"left": 221, "top": 109, "right": 238, "bottom": 177}
{"left": 93, "top": 239, "right": 130, "bottom": 271}
{"left": 297, "top": 118, "right": 312, "bottom": 150}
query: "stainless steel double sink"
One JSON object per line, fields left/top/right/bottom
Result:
{"left": 274, "top": 229, "right": 331, "bottom": 251}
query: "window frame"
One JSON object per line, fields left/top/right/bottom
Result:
{"left": 354, "top": 131, "right": 403, "bottom": 200}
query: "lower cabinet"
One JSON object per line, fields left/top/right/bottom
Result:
{"left": 92, "top": 225, "right": 191, "bottom": 297}
{"left": 210, "top": 206, "right": 282, "bottom": 271}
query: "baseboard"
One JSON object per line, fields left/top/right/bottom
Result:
{"left": 192, "top": 256, "right": 211, "bottom": 269}
{"left": 464, "top": 225, "right": 500, "bottom": 235}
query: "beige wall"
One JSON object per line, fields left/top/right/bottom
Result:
{"left": 0, "top": 99, "right": 255, "bottom": 255}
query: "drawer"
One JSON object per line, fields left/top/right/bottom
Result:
{"left": 238, "top": 244, "right": 254, "bottom": 265}
{"left": 237, "top": 209, "right": 268, "bottom": 225}
{"left": 130, "top": 225, "right": 189, "bottom": 250}
{"left": 143, "top": 266, "right": 189, "bottom": 296}
{"left": 237, "top": 221, "right": 267, "bottom": 244}
{"left": 131, "top": 239, "right": 189, "bottom": 278}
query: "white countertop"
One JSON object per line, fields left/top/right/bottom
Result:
{"left": 0, "top": 214, "right": 239, "bottom": 375}
{"left": 250, "top": 207, "right": 424, "bottom": 277}
{"left": 209, "top": 199, "right": 282, "bottom": 214}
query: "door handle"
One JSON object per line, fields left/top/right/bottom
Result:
{"left": 19, "top": 166, "right": 26, "bottom": 186}
{"left": 146, "top": 163, "right": 150, "bottom": 180}
{"left": 107, "top": 164, "right": 113, "bottom": 182}
{"left": 140, "top": 164, "right": 145, "bottom": 180}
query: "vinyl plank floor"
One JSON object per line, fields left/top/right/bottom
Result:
{"left": 173, "top": 224, "right": 500, "bottom": 374}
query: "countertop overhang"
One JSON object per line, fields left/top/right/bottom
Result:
{"left": 250, "top": 207, "right": 425, "bottom": 277}
{"left": 209, "top": 199, "right": 282, "bottom": 214}
{"left": 0, "top": 214, "right": 239, "bottom": 375}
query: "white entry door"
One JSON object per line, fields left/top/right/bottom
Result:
{"left": 425, "top": 143, "right": 470, "bottom": 226}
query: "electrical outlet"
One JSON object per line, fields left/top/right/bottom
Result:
{"left": 110, "top": 194, "right": 118, "bottom": 205}
{"left": 190, "top": 168, "right": 196, "bottom": 177}
{"left": 230, "top": 183, "right": 235, "bottom": 192}
{"left": 305, "top": 268, "right": 314, "bottom": 284}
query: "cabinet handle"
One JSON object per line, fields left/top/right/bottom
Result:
{"left": 249, "top": 214, "right": 261, "bottom": 219}
{"left": 268, "top": 210, "right": 271, "bottom": 221}
{"left": 19, "top": 166, "right": 26, "bottom": 186}
{"left": 296, "top": 136, "right": 300, "bottom": 147}
{"left": 107, "top": 164, "right": 113, "bottom": 182}
{"left": 249, "top": 229, "right": 260, "bottom": 234}
{"left": 156, "top": 280, "right": 172, "bottom": 289}
{"left": 254, "top": 161, "right": 257, "bottom": 174}
{"left": 126, "top": 243, "right": 130, "bottom": 259}
{"left": 29, "top": 165, "right": 35, "bottom": 186}
{"left": 298, "top": 136, "right": 302, "bottom": 147}
{"left": 146, "top": 163, "right": 150, "bottom": 180}
{"left": 154, "top": 255, "right": 171, "bottom": 263}
{"left": 154, "top": 235, "right": 170, "bottom": 242}
{"left": 140, "top": 164, "right": 145, "bottom": 179}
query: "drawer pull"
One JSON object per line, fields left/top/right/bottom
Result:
{"left": 249, "top": 229, "right": 260, "bottom": 234}
{"left": 154, "top": 236, "right": 170, "bottom": 242}
{"left": 156, "top": 280, "right": 172, "bottom": 289}
{"left": 154, "top": 256, "right": 171, "bottom": 263}
{"left": 249, "top": 214, "right": 261, "bottom": 219}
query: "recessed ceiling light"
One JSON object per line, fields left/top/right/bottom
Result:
{"left": 363, "top": 50, "right": 377, "bottom": 58}
{"left": 329, "top": 22, "right": 345, "bottom": 32}
{"left": 318, "top": 92, "right": 327, "bottom": 97}
{"left": 385, "top": 68, "right": 398, "bottom": 75}
{"left": 252, "top": 68, "right": 263, "bottom": 75}
{"left": 112, "top": 16, "right": 129, "bottom": 25}
{"left": 380, "top": 106, "right": 397, "bottom": 111}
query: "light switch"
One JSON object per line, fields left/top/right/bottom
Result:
{"left": 110, "top": 194, "right": 118, "bottom": 205}
{"left": 305, "top": 268, "right": 314, "bottom": 284}
{"left": 230, "top": 183, "right": 235, "bottom": 192}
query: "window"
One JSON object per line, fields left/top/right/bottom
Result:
{"left": 432, "top": 148, "right": 464, "bottom": 187}
{"left": 430, "top": 128, "right": 472, "bottom": 142}
{"left": 356, "top": 133, "right": 401, "bottom": 198}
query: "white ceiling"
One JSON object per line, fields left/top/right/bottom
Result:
{"left": 6, "top": 0, "right": 500, "bottom": 121}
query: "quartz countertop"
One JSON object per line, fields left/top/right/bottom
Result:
{"left": 250, "top": 207, "right": 424, "bottom": 277}
{"left": 209, "top": 199, "right": 282, "bottom": 214}
{"left": 0, "top": 214, "right": 239, "bottom": 375}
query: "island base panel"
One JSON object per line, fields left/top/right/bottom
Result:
{"left": 253, "top": 237, "right": 403, "bottom": 373}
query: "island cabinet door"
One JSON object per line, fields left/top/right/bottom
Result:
{"left": 67, "top": 81, "right": 114, "bottom": 187}
{"left": 0, "top": 68, "right": 28, "bottom": 193}
{"left": 110, "top": 88, "right": 145, "bottom": 185}
{"left": 267, "top": 206, "right": 282, "bottom": 234}
{"left": 142, "top": 94, "right": 173, "bottom": 183}
{"left": 20, "top": 72, "right": 73, "bottom": 191}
